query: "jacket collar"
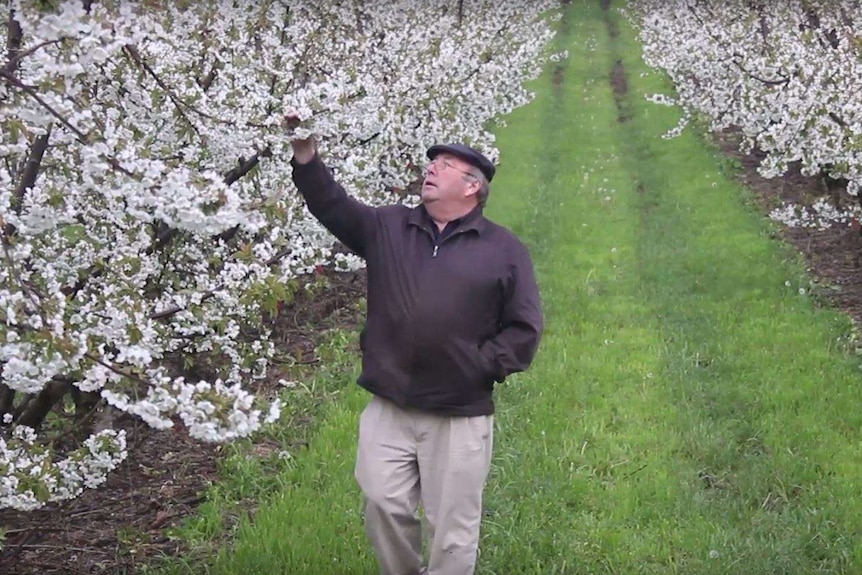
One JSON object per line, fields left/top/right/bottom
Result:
{"left": 409, "top": 204, "right": 486, "bottom": 235}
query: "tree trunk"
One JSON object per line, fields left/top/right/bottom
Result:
{"left": 15, "top": 378, "right": 72, "bottom": 429}
{"left": 70, "top": 387, "right": 101, "bottom": 437}
{"left": 0, "top": 382, "right": 15, "bottom": 419}
{"left": 4, "top": 9, "right": 23, "bottom": 75}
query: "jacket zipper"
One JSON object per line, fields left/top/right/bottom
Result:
{"left": 434, "top": 229, "right": 470, "bottom": 258}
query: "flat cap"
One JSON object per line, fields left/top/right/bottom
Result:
{"left": 426, "top": 143, "right": 496, "bottom": 182}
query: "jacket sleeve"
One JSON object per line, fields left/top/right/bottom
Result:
{"left": 290, "top": 153, "right": 376, "bottom": 257}
{"left": 479, "top": 241, "right": 544, "bottom": 383}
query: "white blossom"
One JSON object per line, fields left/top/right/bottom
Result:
{"left": 628, "top": 1, "right": 862, "bottom": 195}
{"left": 769, "top": 198, "right": 861, "bottom": 230}
{"left": 1, "top": 0, "right": 563, "bottom": 510}
{"left": 0, "top": 426, "right": 126, "bottom": 511}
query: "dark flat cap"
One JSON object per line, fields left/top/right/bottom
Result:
{"left": 427, "top": 143, "right": 496, "bottom": 182}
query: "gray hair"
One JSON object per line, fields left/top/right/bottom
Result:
{"left": 463, "top": 170, "right": 490, "bottom": 207}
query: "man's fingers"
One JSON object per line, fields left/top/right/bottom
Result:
{"left": 282, "top": 109, "right": 316, "bottom": 152}
{"left": 282, "top": 114, "right": 302, "bottom": 131}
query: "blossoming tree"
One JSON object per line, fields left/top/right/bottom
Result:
{"left": 0, "top": 0, "right": 562, "bottom": 511}
{"left": 627, "top": 0, "right": 862, "bottom": 226}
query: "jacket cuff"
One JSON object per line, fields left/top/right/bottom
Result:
{"left": 478, "top": 344, "right": 503, "bottom": 383}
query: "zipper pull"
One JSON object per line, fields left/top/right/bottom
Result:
{"left": 432, "top": 245, "right": 439, "bottom": 258}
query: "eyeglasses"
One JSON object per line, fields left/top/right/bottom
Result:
{"left": 425, "top": 157, "right": 477, "bottom": 179}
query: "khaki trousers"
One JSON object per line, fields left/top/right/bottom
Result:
{"left": 355, "top": 395, "right": 494, "bottom": 575}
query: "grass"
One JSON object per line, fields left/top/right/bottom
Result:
{"left": 152, "top": 1, "right": 862, "bottom": 573}
{"left": 149, "top": 330, "right": 376, "bottom": 574}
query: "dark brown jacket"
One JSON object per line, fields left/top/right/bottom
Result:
{"left": 291, "top": 154, "right": 543, "bottom": 416}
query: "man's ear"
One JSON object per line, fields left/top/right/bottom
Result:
{"left": 463, "top": 179, "right": 480, "bottom": 198}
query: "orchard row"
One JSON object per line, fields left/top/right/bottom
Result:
{"left": 628, "top": 0, "right": 861, "bottom": 205}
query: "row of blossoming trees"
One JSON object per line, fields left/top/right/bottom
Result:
{"left": 627, "top": 0, "right": 862, "bottom": 229}
{"left": 0, "top": 0, "right": 562, "bottom": 511}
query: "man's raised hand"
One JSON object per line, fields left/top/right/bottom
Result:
{"left": 282, "top": 108, "right": 316, "bottom": 164}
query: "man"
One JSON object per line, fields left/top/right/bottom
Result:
{"left": 285, "top": 112, "right": 543, "bottom": 575}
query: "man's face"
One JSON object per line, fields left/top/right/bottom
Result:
{"left": 421, "top": 153, "right": 478, "bottom": 206}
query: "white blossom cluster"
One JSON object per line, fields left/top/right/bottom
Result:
{"left": 0, "top": 424, "right": 126, "bottom": 511}
{"left": 768, "top": 198, "right": 862, "bottom": 230}
{"left": 626, "top": 1, "right": 862, "bottom": 193}
{"left": 0, "top": 0, "right": 563, "bottom": 510}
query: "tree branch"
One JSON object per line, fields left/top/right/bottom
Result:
{"left": 198, "top": 63, "right": 219, "bottom": 92}
{"left": 2, "top": 233, "right": 49, "bottom": 327}
{"left": 6, "top": 38, "right": 64, "bottom": 71}
{"left": 15, "top": 377, "right": 73, "bottom": 428}
{"left": 686, "top": 4, "right": 790, "bottom": 88}
{"left": 146, "top": 145, "right": 273, "bottom": 254}
{"left": 1, "top": 70, "right": 91, "bottom": 141}
{"left": 733, "top": 61, "right": 790, "bottom": 86}
{"left": 148, "top": 244, "right": 292, "bottom": 321}
{"left": 223, "top": 146, "right": 273, "bottom": 186}
{"left": 4, "top": 127, "right": 51, "bottom": 237}
{"left": 0, "top": 383, "right": 15, "bottom": 417}
{"left": 83, "top": 352, "right": 152, "bottom": 388}
{"left": 123, "top": 44, "right": 272, "bottom": 129}
{"left": 1, "top": 71, "right": 146, "bottom": 191}
{"left": 123, "top": 45, "right": 203, "bottom": 142}
{"left": 4, "top": 8, "right": 22, "bottom": 76}
{"left": 828, "top": 111, "right": 847, "bottom": 128}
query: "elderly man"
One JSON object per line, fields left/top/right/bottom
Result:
{"left": 286, "top": 114, "right": 543, "bottom": 575}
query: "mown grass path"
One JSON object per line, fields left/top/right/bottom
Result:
{"left": 159, "top": 1, "right": 862, "bottom": 573}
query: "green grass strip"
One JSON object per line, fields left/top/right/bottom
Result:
{"left": 480, "top": 2, "right": 862, "bottom": 574}
{"left": 477, "top": 3, "right": 677, "bottom": 573}
{"left": 611, "top": 4, "right": 862, "bottom": 574}
{"left": 154, "top": 1, "right": 862, "bottom": 573}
